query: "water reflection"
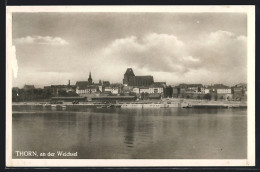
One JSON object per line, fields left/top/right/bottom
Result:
{"left": 88, "top": 114, "right": 93, "bottom": 143}
{"left": 12, "top": 108, "right": 247, "bottom": 159}
{"left": 124, "top": 114, "right": 135, "bottom": 147}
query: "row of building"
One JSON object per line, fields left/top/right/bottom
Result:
{"left": 171, "top": 83, "right": 247, "bottom": 101}
{"left": 121, "top": 68, "right": 247, "bottom": 101}
{"left": 13, "top": 68, "right": 247, "bottom": 101}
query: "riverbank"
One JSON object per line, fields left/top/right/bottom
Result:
{"left": 12, "top": 98, "right": 247, "bottom": 111}
{"left": 12, "top": 98, "right": 246, "bottom": 105}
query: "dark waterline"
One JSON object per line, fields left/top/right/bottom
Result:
{"left": 12, "top": 108, "right": 247, "bottom": 159}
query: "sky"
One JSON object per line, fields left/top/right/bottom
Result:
{"left": 12, "top": 12, "right": 247, "bottom": 88}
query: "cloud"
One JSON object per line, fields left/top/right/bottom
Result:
{"left": 188, "top": 30, "right": 247, "bottom": 73}
{"left": 104, "top": 33, "right": 200, "bottom": 73}
{"left": 14, "top": 36, "right": 69, "bottom": 46}
{"left": 12, "top": 31, "right": 247, "bottom": 87}
{"left": 101, "top": 31, "right": 247, "bottom": 85}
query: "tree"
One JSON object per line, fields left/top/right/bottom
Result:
{"left": 214, "top": 95, "right": 218, "bottom": 101}
{"left": 58, "top": 90, "right": 67, "bottom": 97}
{"left": 120, "top": 93, "right": 125, "bottom": 96}
{"left": 43, "top": 89, "right": 53, "bottom": 99}
{"left": 129, "top": 92, "right": 136, "bottom": 96}
{"left": 203, "top": 93, "right": 211, "bottom": 100}
{"left": 165, "top": 86, "right": 173, "bottom": 98}
{"left": 140, "top": 92, "right": 145, "bottom": 100}
{"left": 12, "top": 89, "right": 18, "bottom": 102}
{"left": 140, "top": 92, "right": 149, "bottom": 100}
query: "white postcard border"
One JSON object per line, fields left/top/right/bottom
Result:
{"left": 6, "top": 5, "right": 255, "bottom": 167}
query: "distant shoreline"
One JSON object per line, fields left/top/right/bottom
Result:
{"left": 12, "top": 98, "right": 247, "bottom": 111}
{"left": 12, "top": 98, "right": 247, "bottom": 105}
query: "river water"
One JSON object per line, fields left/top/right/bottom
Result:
{"left": 12, "top": 108, "right": 247, "bottom": 159}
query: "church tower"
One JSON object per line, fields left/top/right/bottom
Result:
{"left": 123, "top": 68, "right": 135, "bottom": 85}
{"left": 88, "top": 72, "right": 93, "bottom": 85}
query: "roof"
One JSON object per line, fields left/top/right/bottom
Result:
{"left": 102, "top": 81, "right": 110, "bottom": 87}
{"left": 110, "top": 83, "right": 123, "bottom": 87}
{"left": 188, "top": 84, "right": 203, "bottom": 87}
{"left": 208, "top": 84, "right": 230, "bottom": 89}
{"left": 124, "top": 68, "right": 135, "bottom": 76}
{"left": 23, "top": 85, "right": 35, "bottom": 89}
{"left": 178, "top": 84, "right": 203, "bottom": 88}
{"left": 76, "top": 81, "right": 90, "bottom": 89}
{"left": 233, "top": 87, "right": 243, "bottom": 90}
{"left": 50, "top": 85, "right": 67, "bottom": 88}
{"left": 154, "top": 82, "right": 166, "bottom": 85}
{"left": 149, "top": 83, "right": 165, "bottom": 88}
{"left": 128, "top": 76, "right": 154, "bottom": 87}
{"left": 234, "top": 83, "right": 247, "bottom": 88}
{"left": 131, "top": 76, "right": 153, "bottom": 79}
{"left": 67, "top": 85, "right": 76, "bottom": 88}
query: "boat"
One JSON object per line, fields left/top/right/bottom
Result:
{"left": 182, "top": 105, "right": 193, "bottom": 108}
{"left": 160, "top": 106, "right": 169, "bottom": 108}
{"left": 181, "top": 103, "right": 193, "bottom": 108}
{"left": 96, "top": 106, "right": 108, "bottom": 109}
{"left": 112, "top": 104, "right": 122, "bottom": 108}
{"left": 96, "top": 105, "right": 113, "bottom": 108}
{"left": 96, "top": 104, "right": 122, "bottom": 108}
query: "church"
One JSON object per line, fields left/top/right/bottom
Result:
{"left": 123, "top": 68, "right": 154, "bottom": 87}
{"left": 75, "top": 72, "right": 99, "bottom": 95}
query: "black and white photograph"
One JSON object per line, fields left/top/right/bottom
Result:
{"left": 6, "top": 6, "right": 255, "bottom": 167}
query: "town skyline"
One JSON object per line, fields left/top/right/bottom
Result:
{"left": 14, "top": 68, "right": 247, "bottom": 89}
{"left": 13, "top": 67, "right": 247, "bottom": 103}
{"left": 12, "top": 13, "right": 247, "bottom": 88}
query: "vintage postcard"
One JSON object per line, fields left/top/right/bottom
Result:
{"left": 6, "top": 5, "right": 255, "bottom": 167}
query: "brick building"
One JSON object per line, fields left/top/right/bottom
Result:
{"left": 123, "top": 68, "right": 154, "bottom": 87}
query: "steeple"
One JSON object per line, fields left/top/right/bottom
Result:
{"left": 88, "top": 72, "right": 93, "bottom": 85}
